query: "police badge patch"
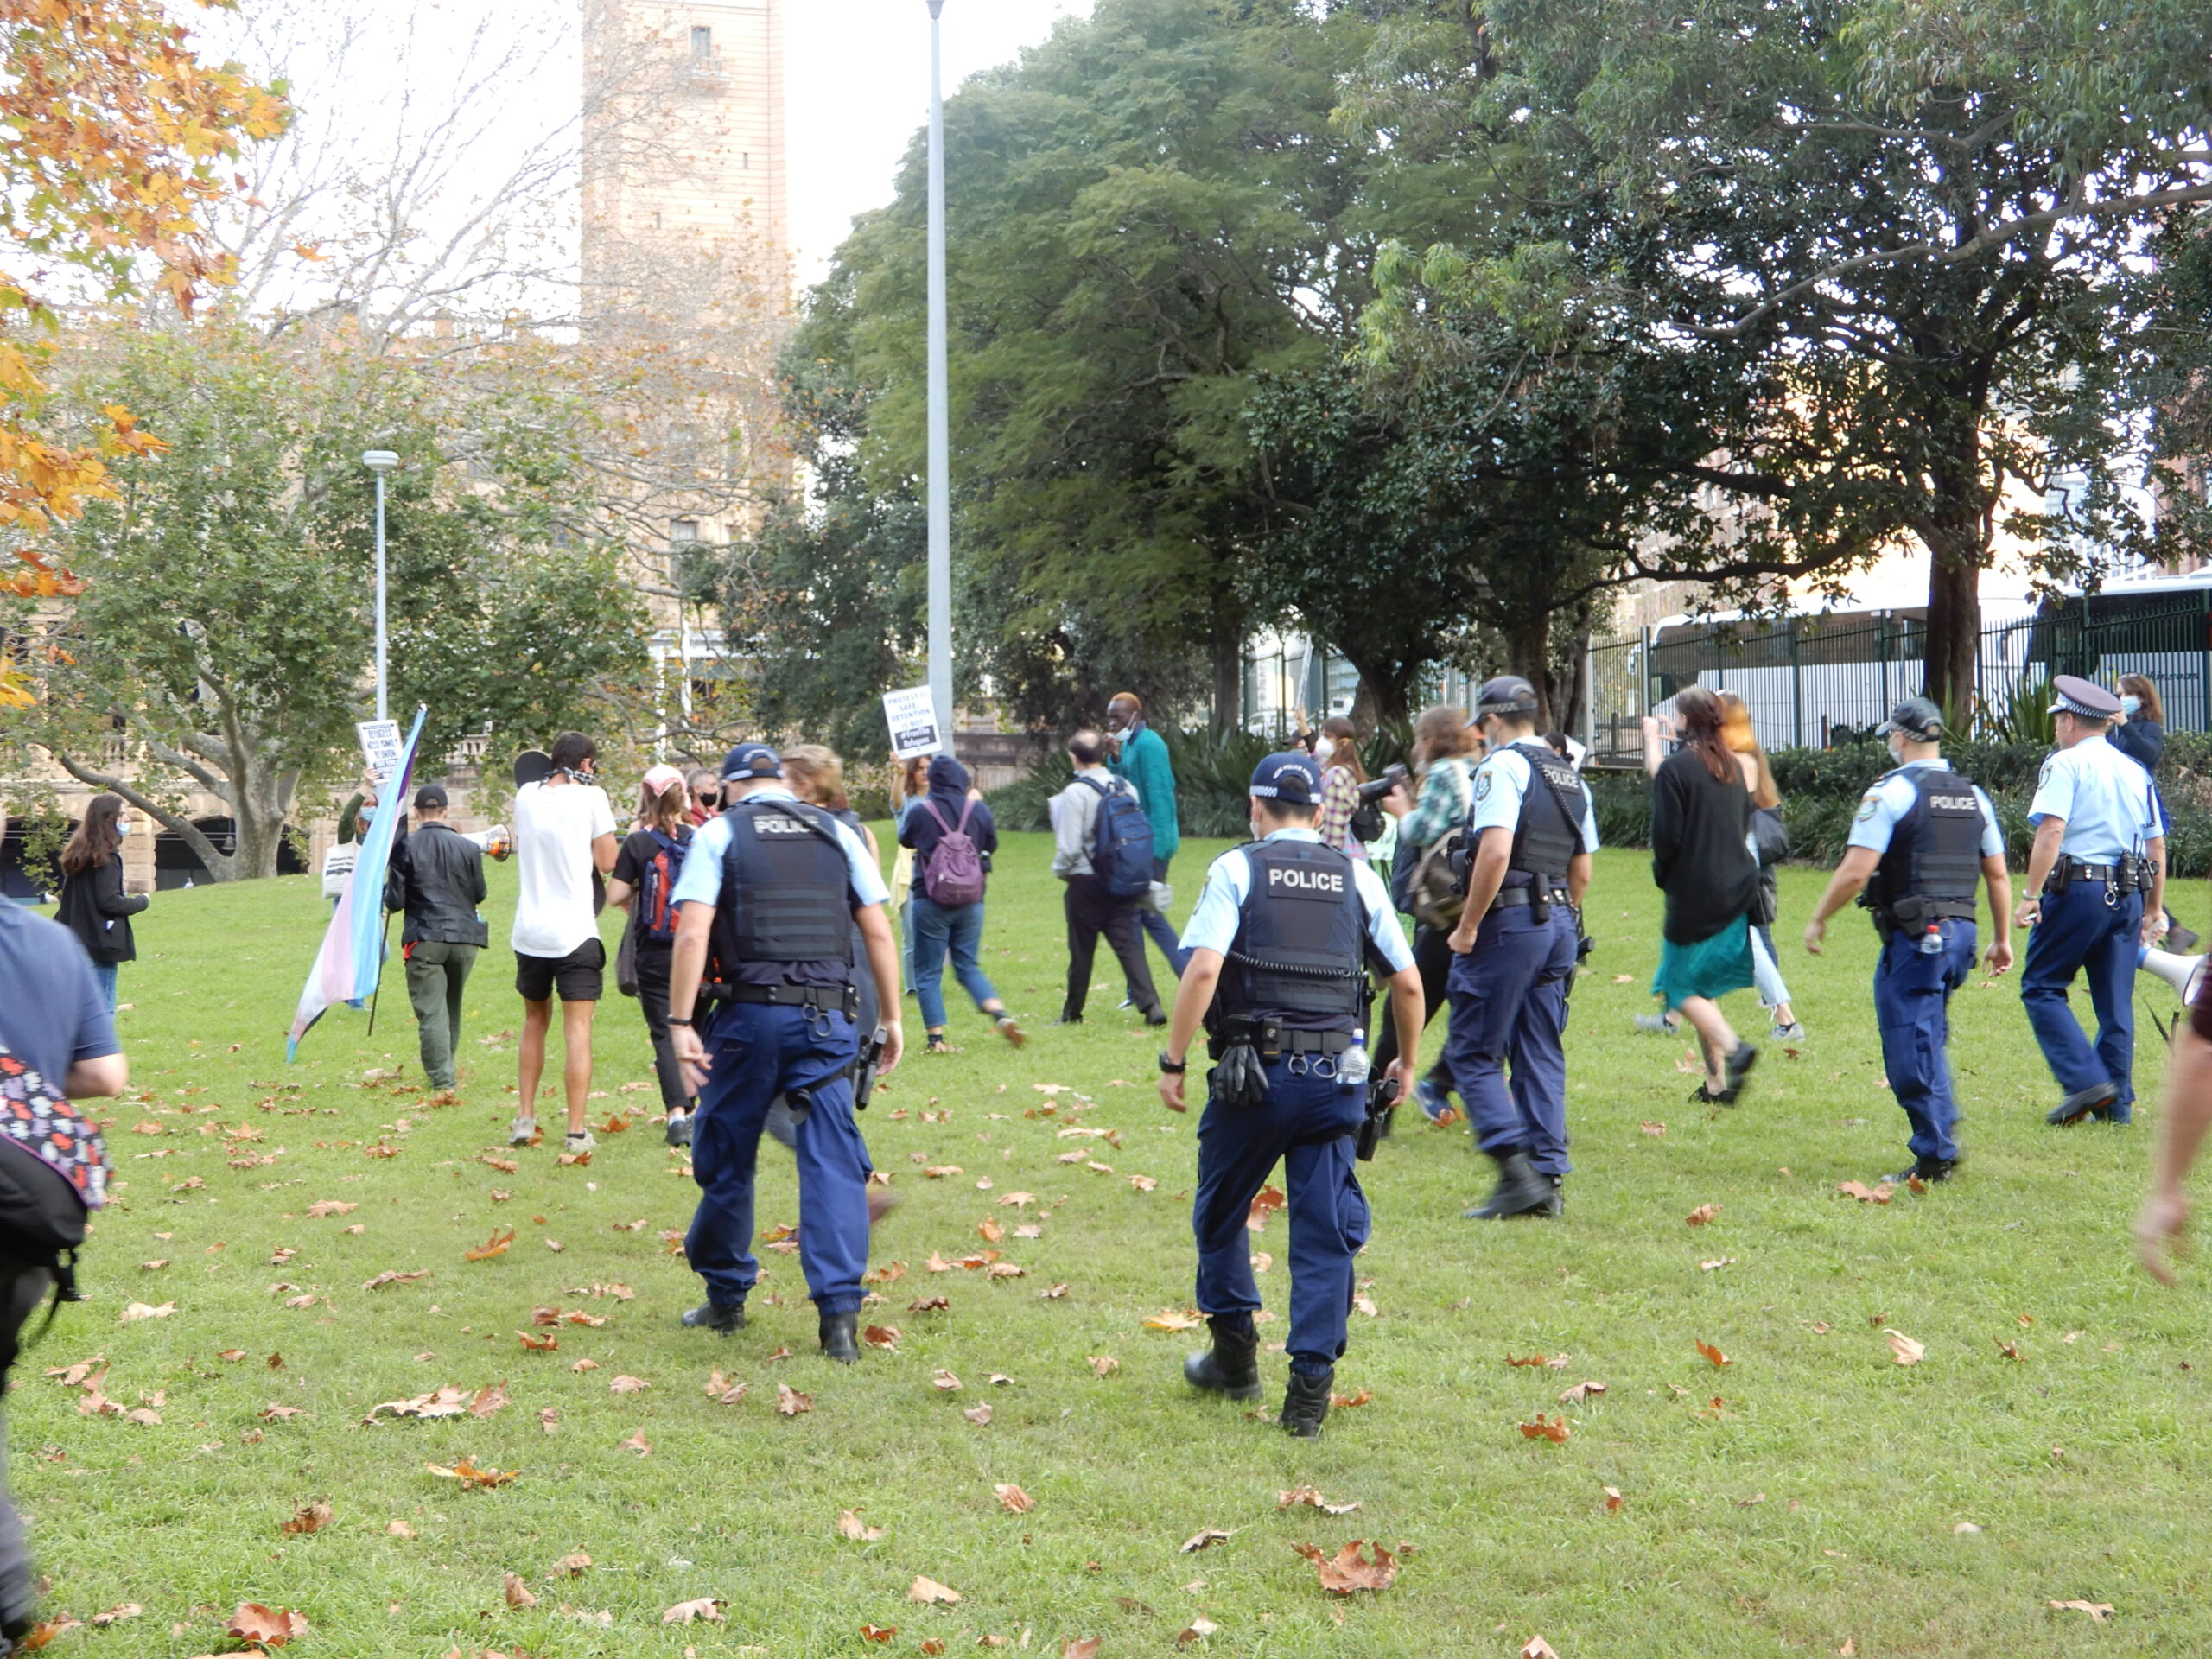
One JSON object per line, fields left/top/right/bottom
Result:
{"left": 1855, "top": 792, "right": 1878, "bottom": 822}
{"left": 2038, "top": 759, "right": 2054, "bottom": 788}
{"left": 1475, "top": 770, "right": 1493, "bottom": 802}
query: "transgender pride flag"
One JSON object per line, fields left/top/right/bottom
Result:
{"left": 288, "top": 708, "right": 425, "bottom": 1059}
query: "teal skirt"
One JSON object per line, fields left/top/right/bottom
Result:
{"left": 1652, "top": 916, "right": 1756, "bottom": 1009}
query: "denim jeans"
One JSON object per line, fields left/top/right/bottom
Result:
{"left": 906, "top": 893, "right": 999, "bottom": 1030}
{"left": 90, "top": 961, "right": 118, "bottom": 1014}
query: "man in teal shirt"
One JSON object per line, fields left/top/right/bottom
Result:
{"left": 1108, "top": 692, "right": 1187, "bottom": 982}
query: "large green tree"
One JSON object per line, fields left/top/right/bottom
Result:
{"left": 8, "top": 319, "right": 645, "bottom": 879}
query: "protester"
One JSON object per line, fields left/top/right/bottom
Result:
{"left": 2018, "top": 677, "right": 2164, "bottom": 1126}
{"left": 607, "top": 766, "right": 696, "bottom": 1146}
{"left": 1376, "top": 704, "right": 1477, "bottom": 1124}
{"left": 1313, "top": 715, "right": 1370, "bottom": 858}
{"left": 1107, "top": 691, "right": 1186, "bottom": 983}
{"left": 890, "top": 754, "right": 931, "bottom": 992}
{"left": 899, "top": 752, "right": 1024, "bottom": 1052}
{"left": 510, "top": 731, "right": 618, "bottom": 1154}
{"left": 662, "top": 742, "right": 903, "bottom": 1357}
{"left": 1649, "top": 687, "right": 1762, "bottom": 1103}
{"left": 383, "top": 784, "right": 487, "bottom": 1098}
{"left": 54, "top": 794, "right": 147, "bottom": 1014}
{"left": 684, "top": 768, "right": 722, "bottom": 828}
{"left": 0, "top": 805, "right": 125, "bottom": 1648}
{"left": 1719, "top": 693, "right": 1805, "bottom": 1040}
{"left": 1052, "top": 729, "right": 1163, "bottom": 1025}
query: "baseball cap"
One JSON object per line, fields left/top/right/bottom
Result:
{"left": 2047, "top": 675, "right": 2121, "bottom": 721}
{"left": 414, "top": 784, "right": 448, "bottom": 810}
{"left": 641, "top": 762, "right": 686, "bottom": 798}
{"left": 1249, "top": 752, "right": 1322, "bottom": 805}
{"left": 1474, "top": 675, "right": 1540, "bottom": 716}
{"left": 1874, "top": 697, "right": 1944, "bottom": 740}
{"left": 721, "top": 742, "right": 782, "bottom": 781}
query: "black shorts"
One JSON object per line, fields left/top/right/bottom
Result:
{"left": 516, "top": 937, "right": 606, "bottom": 1003}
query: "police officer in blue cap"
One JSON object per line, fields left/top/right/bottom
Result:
{"left": 1802, "top": 697, "right": 2014, "bottom": 1182}
{"left": 1444, "top": 675, "right": 1598, "bottom": 1220}
{"left": 664, "top": 742, "right": 905, "bottom": 1361}
{"left": 2016, "top": 675, "right": 2167, "bottom": 1125}
{"left": 1159, "top": 749, "right": 1422, "bottom": 1438}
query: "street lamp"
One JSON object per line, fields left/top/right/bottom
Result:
{"left": 361, "top": 450, "right": 399, "bottom": 722}
{"left": 925, "top": 0, "right": 953, "bottom": 740}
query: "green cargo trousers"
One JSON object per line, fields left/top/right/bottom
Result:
{"left": 405, "top": 942, "right": 479, "bottom": 1091}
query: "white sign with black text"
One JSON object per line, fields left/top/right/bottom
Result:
{"left": 882, "top": 686, "right": 944, "bottom": 760}
{"left": 355, "top": 719, "right": 404, "bottom": 784}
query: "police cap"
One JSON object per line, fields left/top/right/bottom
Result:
{"left": 721, "top": 741, "right": 782, "bottom": 781}
{"left": 1249, "top": 752, "right": 1322, "bottom": 805}
{"left": 1473, "top": 675, "right": 1540, "bottom": 717}
{"left": 2047, "top": 675, "right": 2121, "bottom": 721}
{"left": 1874, "top": 697, "right": 1944, "bottom": 741}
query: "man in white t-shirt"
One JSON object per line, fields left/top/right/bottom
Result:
{"left": 511, "top": 730, "right": 619, "bottom": 1154}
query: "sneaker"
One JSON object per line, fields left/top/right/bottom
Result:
{"left": 1769, "top": 1021, "right": 1806, "bottom": 1041}
{"left": 1633, "top": 1014, "right": 1680, "bottom": 1036}
{"left": 1414, "top": 1077, "right": 1454, "bottom": 1127}
{"left": 507, "top": 1116, "right": 537, "bottom": 1147}
{"left": 664, "top": 1110, "right": 692, "bottom": 1149}
{"left": 563, "top": 1130, "right": 597, "bottom": 1154}
{"left": 995, "top": 1014, "right": 1027, "bottom": 1049}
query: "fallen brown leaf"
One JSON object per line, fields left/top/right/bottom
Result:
{"left": 776, "top": 1382, "right": 813, "bottom": 1416}
{"left": 1519, "top": 1414, "right": 1571, "bottom": 1443}
{"left": 1523, "top": 1639, "right": 1559, "bottom": 1659}
{"left": 363, "top": 1268, "right": 429, "bottom": 1292}
{"left": 1292, "top": 1539, "right": 1398, "bottom": 1594}
{"left": 1696, "top": 1340, "right": 1732, "bottom": 1368}
{"left": 861, "top": 1624, "right": 897, "bottom": 1643}
{"left": 1558, "top": 1380, "right": 1606, "bottom": 1405}
{"left": 838, "top": 1509, "right": 886, "bottom": 1541}
{"left": 1889, "top": 1331, "right": 1926, "bottom": 1366}
{"left": 226, "top": 1603, "right": 309, "bottom": 1647}
{"left": 280, "top": 1499, "right": 332, "bottom": 1535}
{"left": 2049, "top": 1599, "right": 2114, "bottom": 1621}
{"left": 1278, "top": 1485, "right": 1360, "bottom": 1516}
{"left": 1686, "top": 1203, "right": 1720, "bottom": 1226}
{"left": 425, "top": 1458, "right": 517, "bottom": 1489}
{"left": 1180, "top": 1528, "right": 1235, "bottom": 1553}
{"left": 620, "top": 1431, "right": 652, "bottom": 1456}
{"left": 963, "top": 1403, "right": 993, "bottom": 1426}
{"left": 505, "top": 1571, "right": 537, "bottom": 1608}
{"left": 661, "top": 1597, "right": 725, "bottom": 1624}
{"left": 1088, "top": 1355, "right": 1119, "bottom": 1377}
{"left": 464, "top": 1227, "right": 515, "bottom": 1262}
{"left": 909, "top": 1574, "right": 962, "bottom": 1605}
{"left": 995, "top": 1482, "right": 1035, "bottom": 1514}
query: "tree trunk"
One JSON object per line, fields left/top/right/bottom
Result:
{"left": 1505, "top": 611, "right": 1557, "bottom": 729}
{"left": 1209, "top": 613, "right": 1243, "bottom": 737}
{"left": 1917, "top": 427, "right": 1992, "bottom": 723}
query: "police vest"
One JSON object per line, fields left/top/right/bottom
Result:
{"left": 707, "top": 800, "right": 854, "bottom": 989}
{"left": 1503, "top": 742, "right": 1587, "bottom": 887}
{"left": 1214, "top": 839, "right": 1371, "bottom": 1033}
{"left": 1864, "top": 767, "right": 1982, "bottom": 925}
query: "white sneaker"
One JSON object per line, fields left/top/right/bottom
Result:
{"left": 1770, "top": 1022, "right": 1806, "bottom": 1041}
{"left": 564, "top": 1130, "right": 597, "bottom": 1154}
{"left": 507, "top": 1116, "right": 537, "bottom": 1147}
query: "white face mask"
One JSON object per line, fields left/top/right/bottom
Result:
{"left": 1886, "top": 734, "right": 1906, "bottom": 766}
{"left": 116, "top": 822, "right": 130, "bottom": 838}
{"left": 2120, "top": 694, "right": 2142, "bottom": 715}
{"left": 1314, "top": 737, "right": 1335, "bottom": 763}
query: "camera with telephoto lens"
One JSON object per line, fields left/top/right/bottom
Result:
{"left": 1348, "top": 764, "right": 1409, "bottom": 844}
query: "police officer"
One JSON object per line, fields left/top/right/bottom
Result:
{"left": 1160, "top": 752, "right": 1422, "bottom": 1439}
{"left": 1444, "top": 676, "right": 1598, "bottom": 1221}
{"left": 664, "top": 743, "right": 904, "bottom": 1361}
{"left": 1802, "top": 698, "right": 2013, "bottom": 1182}
{"left": 2016, "top": 676, "right": 2166, "bottom": 1125}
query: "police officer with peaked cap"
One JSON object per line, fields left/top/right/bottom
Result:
{"left": 664, "top": 742, "right": 905, "bottom": 1361}
{"left": 1444, "top": 675, "right": 1599, "bottom": 1221}
{"left": 1802, "top": 698, "right": 2014, "bottom": 1183}
{"left": 2016, "top": 675, "right": 2167, "bottom": 1125}
{"left": 1159, "top": 751, "right": 1423, "bottom": 1438}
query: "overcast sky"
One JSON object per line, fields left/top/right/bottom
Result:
{"left": 785, "top": 1, "right": 1092, "bottom": 288}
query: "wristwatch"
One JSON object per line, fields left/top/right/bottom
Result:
{"left": 667, "top": 1016, "right": 693, "bottom": 1027}
{"left": 1157, "top": 1051, "right": 1186, "bottom": 1075}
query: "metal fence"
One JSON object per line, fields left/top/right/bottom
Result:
{"left": 1585, "top": 594, "right": 2212, "bottom": 763}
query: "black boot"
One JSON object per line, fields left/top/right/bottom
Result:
{"left": 1885, "top": 1154, "right": 1957, "bottom": 1185}
{"left": 819, "top": 1309, "right": 861, "bottom": 1363}
{"left": 681, "top": 1300, "right": 744, "bottom": 1333}
{"left": 1463, "top": 1148, "right": 1554, "bottom": 1219}
{"left": 1279, "top": 1366, "right": 1332, "bottom": 1438}
{"left": 2047, "top": 1080, "right": 2118, "bottom": 1126}
{"left": 1183, "top": 1314, "right": 1262, "bottom": 1401}
{"left": 1542, "top": 1173, "right": 1566, "bottom": 1217}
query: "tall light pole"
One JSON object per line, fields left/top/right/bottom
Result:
{"left": 362, "top": 450, "right": 399, "bottom": 722}
{"left": 925, "top": 0, "right": 953, "bottom": 740}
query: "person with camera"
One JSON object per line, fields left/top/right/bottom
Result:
{"left": 1446, "top": 677, "right": 1598, "bottom": 1221}
{"left": 2014, "top": 676, "right": 2165, "bottom": 1127}
{"left": 384, "top": 784, "right": 488, "bottom": 1099}
{"left": 1802, "top": 698, "right": 2012, "bottom": 1183}
{"left": 1159, "top": 752, "right": 1421, "bottom": 1439}
{"left": 1376, "top": 705, "right": 1479, "bottom": 1126}
{"left": 663, "top": 743, "right": 903, "bottom": 1361}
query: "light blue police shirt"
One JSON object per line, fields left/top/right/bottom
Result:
{"left": 671, "top": 787, "right": 890, "bottom": 911}
{"left": 2025, "top": 734, "right": 2161, "bottom": 861}
{"left": 1468, "top": 745, "right": 1599, "bottom": 850}
{"left": 1179, "top": 829, "right": 1414, "bottom": 975}
{"left": 1847, "top": 760, "right": 2004, "bottom": 859}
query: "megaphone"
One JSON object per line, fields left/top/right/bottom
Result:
{"left": 2139, "top": 943, "right": 2207, "bottom": 1006}
{"left": 463, "top": 823, "right": 513, "bottom": 861}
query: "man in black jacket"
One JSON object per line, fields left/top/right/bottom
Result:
{"left": 385, "top": 785, "right": 488, "bottom": 1096}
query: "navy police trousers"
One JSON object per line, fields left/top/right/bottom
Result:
{"left": 686, "top": 1001, "right": 874, "bottom": 1314}
{"left": 2021, "top": 880, "right": 2142, "bottom": 1118}
{"left": 1442, "top": 903, "right": 1578, "bottom": 1176}
{"left": 1191, "top": 1057, "right": 1371, "bottom": 1369}
{"left": 1874, "top": 918, "right": 1977, "bottom": 1162}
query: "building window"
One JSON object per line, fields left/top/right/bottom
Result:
{"left": 670, "top": 518, "right": 700, "bottom": 588}
{"left": 690, "top": 25, "right": 711, "bottom": 60}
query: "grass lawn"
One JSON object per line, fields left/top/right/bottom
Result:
{"left": 16, "top": 835, "right": 2212, "bottom": 1656}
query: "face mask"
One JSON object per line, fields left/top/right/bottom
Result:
{"left": 1887, "top": 734, "right": 1905, "bottom": 766}
{"left": 1314, "top": 737, "right": 1335, "bottom": 763}
{"left": 116, "top": 822, "right": 130, "bottom": 838}
{"left": 2121, "top": 694, "right": 2141, "bottom": 715}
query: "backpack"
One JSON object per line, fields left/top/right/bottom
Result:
{"left": 636, "top": 829, "right": 689, "bottom": 944}
{"left": 1395, "top": 759, "right": 1472, "bottom": 931}
{"left": 918, "top": 798, "right": 987, "bottom": 906}
{"left": 1082, "top": 776, "right": 1155, "bottom": 899}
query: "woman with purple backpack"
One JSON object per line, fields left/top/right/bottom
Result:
{"left": 899, "top": 753, "right": 1026, "bottom": 1054}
